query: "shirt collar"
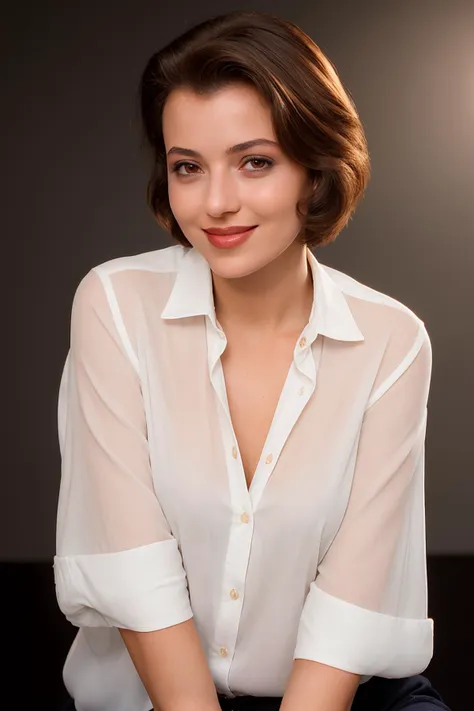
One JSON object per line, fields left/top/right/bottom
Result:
{"left": 161, "top": 246, "right": 364, "bottom": 343}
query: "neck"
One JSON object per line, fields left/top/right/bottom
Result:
{"left": 212, "top": 242, "right": 313, "bottom": 337}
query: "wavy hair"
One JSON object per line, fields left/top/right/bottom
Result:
{"left": 138, "top": 10, "right": 370, "bottom": 249}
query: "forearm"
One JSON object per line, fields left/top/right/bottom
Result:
{"left": 119, "top": 618, "right": 222, "bottom": 711}
{"left": 280, "top": 659, "right": 360, "bottom": 711}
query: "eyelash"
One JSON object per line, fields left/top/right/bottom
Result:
{"left": 170, "top": 156, "right": 274, "bottom": 177}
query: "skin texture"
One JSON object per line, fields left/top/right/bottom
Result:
{"left": 162, "top": 83, "right": 315, "bottom": 336}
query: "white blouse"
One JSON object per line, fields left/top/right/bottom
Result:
{"left": 54, "top": 244, "right": 434, "bottom": 711}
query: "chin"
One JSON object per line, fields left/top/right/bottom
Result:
{"left": 189, "top": 238, "right": 254, "bottom": 276}
{"left": 206, "top": 255, "right": 264, "bottom": 280}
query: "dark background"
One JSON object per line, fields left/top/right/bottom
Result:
{"left": 3, "top": 1, "right": 473, "bottom": 708}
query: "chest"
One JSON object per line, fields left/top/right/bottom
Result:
{"left": 220, "top": 334, "right": 297, "bottom": 490}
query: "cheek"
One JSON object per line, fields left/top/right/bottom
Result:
{"left": 168, "top": 184, "right": 198, "bottom": 222}
{"left": 248, "top": 172, "right": 305, "bottom": 218}
{"left": 253, "top": 188, "right": 302, "bottom": 221}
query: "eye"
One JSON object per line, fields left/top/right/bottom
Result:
{"left": 243, "top": 157, "right": 274, "bottom": 172}
{"left": 169, "top": 156, "right": 274, "bottom": 177}
{"left": 170, "top": 161, "right": 200, "bottom": 176}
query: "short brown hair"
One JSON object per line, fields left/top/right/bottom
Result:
{"left": 138, "top": 10, "right": 370, "bottom": 249}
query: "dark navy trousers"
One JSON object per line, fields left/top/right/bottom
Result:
{"left": 60, "top": 674, "right": 450, "bottom": 710}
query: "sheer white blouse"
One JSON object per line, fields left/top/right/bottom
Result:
{"left": 53, "top": 244, "right": 434, "bottom": 711}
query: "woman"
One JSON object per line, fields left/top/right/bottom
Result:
{"left": 55, "top": 10, "right": 450, "bottom": 711}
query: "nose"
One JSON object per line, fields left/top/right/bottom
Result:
{"left": 204, "top": 170, "right": 241, "bottom": 217}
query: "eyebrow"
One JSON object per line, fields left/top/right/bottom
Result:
{"left": 167, "top": 138, "right": 279, "bottom": 159}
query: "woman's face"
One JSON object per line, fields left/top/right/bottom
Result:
{"left": 162, "top": 83, "right": 313, "bottom": 280}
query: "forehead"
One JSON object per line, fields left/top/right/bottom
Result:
{"left": 162, "top": 84, "right": 276, "bottom": 151}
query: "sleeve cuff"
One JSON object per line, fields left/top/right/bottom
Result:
{"left": 53, "top": 539, "right": 193, "bottom": 631}
{"left": 294, "top": 583, "right": 433, "bottom": 677}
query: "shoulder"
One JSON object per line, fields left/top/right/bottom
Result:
{"left": 69, "top": 245, "right": 188, "bottom": 371}
{"left": 73, "top": 244, "right": 186, "bottom": 305}
{"left": 322, "top": 262, "right": 430, "bottom": 351}
{"left": 90, "top": 243, "right": 186, "bottom": 280}
{"left": 321, "top": 264, "right": 432, "bottom": 407}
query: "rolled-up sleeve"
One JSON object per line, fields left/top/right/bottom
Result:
{"left": 53, "top": 268, "right": 193, "bottom": 632}
{"left": 294, "top": 320, "right": 434, "bottom": 678}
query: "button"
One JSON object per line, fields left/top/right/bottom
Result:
{"left": 240, "top": 512, "right": 249, "bottom": 524}
{"left": 299, "top": 336, "right": 307, "bottom": 348}
{"left": 232, "top": 445, "right": 238, "bottom": 459}
{"left": 219, "top": 646, "right": 228, "bottom": 657}
{"left": 298, "top": 386, "right": 305, "bottom": 396}
{"left": 265, "top": 453, "right": 273, "bottom": 464}
{"left": 229, "top": 589, "right": 239, "bottom": 600}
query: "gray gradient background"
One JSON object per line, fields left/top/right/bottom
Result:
{"left": 3, "top": 1, "right": 473, "bottom": 560}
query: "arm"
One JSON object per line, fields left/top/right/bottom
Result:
{"left": 120, "top": 620, "right": 221, "bottom": 711}
{"left": 280, "top": 660, "right": 359, "bottom": 711}
{"left": 54, "top": 269, "right": 220, "bottom": 711}
{"left": 281, "top": 319, "right": 434, "bottom": 710}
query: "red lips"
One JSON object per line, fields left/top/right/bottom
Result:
{"left": 204, "top": 226, "right": 256, "bottom": 249}
{"left": 203, "top": 226, "right": 257, "bottom": 235}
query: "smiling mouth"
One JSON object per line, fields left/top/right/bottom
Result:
{"left": 204, "top": 226, "right": 257, "bottom": 248}
{"left": 204, "top": 226, "right": 257, "bottom": 235}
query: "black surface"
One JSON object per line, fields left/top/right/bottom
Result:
{"left": 3, "top": 556, "right": 472, "bottom": 710}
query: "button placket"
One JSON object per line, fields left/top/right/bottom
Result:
{"left": 208, "top": 326, "right": 255, "bottom": 696}
{"left": 212, "top": 425, "right": 253, "bottom": 694}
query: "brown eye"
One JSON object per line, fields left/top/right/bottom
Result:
{"left": 170, "top": 157, "right": 274, "bottom": 176}
{"left": 172, "top": 162, "right": 200, "bottom": 175}
{"left": 244, "top": 157, "right": 274, "bottom": 172}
